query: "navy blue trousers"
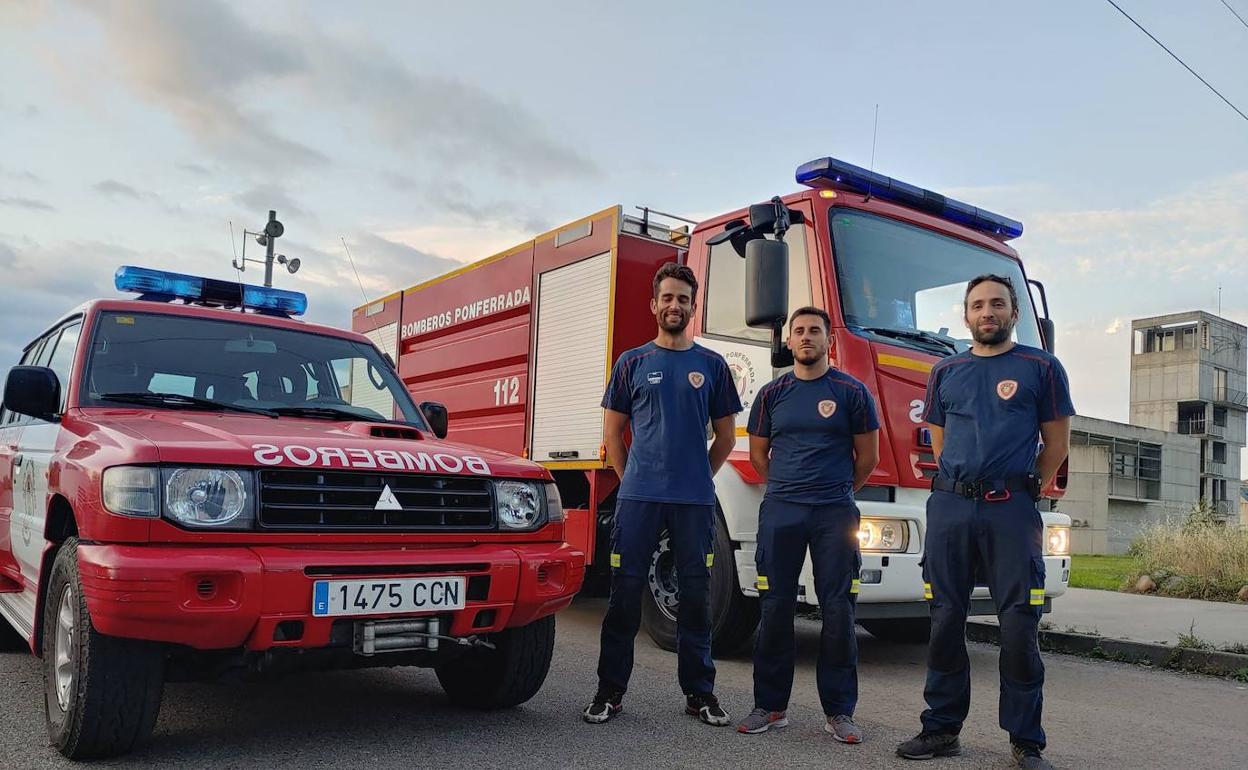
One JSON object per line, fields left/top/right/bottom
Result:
{"left": 921, "top": 489, "right": 1047, "bottom": 749}
{"left": 753, "top": 498, "right": 860, "bottom": 716}
{"left": 596, "top": 499, "right": 716, "bottom": 696}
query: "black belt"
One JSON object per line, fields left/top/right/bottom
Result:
{"left": 931, "top": 475, "right": 1040, "bottom": 502}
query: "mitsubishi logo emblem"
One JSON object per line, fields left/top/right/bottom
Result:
{"left": 374, "top": 484, "right": 403, "bottom": 511}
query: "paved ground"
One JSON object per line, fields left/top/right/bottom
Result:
{"left": 976, "top": 587, "right": 1248, "bottom": 648}
{"left": 2, "top": 598, "right": 1245, "bottom": 769}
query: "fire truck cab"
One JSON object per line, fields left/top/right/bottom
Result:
{"left": 0, "top": 267, "right": 583, "bottom": 759}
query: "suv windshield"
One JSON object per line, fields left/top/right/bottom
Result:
{"left": 81, "top": 311, "right": 426, "bottom": 426}
{"left": 830, "top": 209, "right": 1042, "bottom": 356}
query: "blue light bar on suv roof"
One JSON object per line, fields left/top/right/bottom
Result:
{"left": 114, "top": 265, "right": 308, "bottom": 316}
{"left": 795, "top": 156, "right": 1024, "bottom": 240}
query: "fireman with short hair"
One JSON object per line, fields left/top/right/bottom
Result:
{"left": 582, "top": 262, "right": 741, "bottom": 727}
{"left": 896, "top": 275, "right": 1073, "bottom": 770}
{"left": 736, "top": 306, "right": 880, "bottom": 742}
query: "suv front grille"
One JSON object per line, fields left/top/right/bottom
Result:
{"left": 257, "top": 469, "right": 494, "bottom": 531}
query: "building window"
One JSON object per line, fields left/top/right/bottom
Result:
{"left": 1213, "top": 407, "right": 1228, "bottom": 427}
{"left": 1160, "top": 330, "right": 1176, "bottom": 351}
{"left": 1112, "top": 452, "right": 1136, "bottom": 476}
{"left": 1182, "top": 327, "right": 1196, "bottom": 349}
{"left": 1214, "top": 368, "right": 1228, "bottom": 401}
{"left": 1212, "top": 442, "right": 1227, "bottom": 464}
{"left": 1201, "top": 322, "right": 1210, "bottom": 349}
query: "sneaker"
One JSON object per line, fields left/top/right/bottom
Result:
{"left": 896, "top": 731, "right": 961, "bottom": 760}
{"left": 582, "top": 689, "right": 623, "bottom": 724}
{"left": 685, "top": 692, "right": 731, "bottom": 726}
{"left": 736, "top": 707, "right": 788, "bottom": 734}
{"left": 825, "top": 714, "right": 864, "bottom": 744}
{"left": 1011, "top": 743, "right": 1054, "bottom": 769}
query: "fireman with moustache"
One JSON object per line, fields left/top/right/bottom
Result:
{"left": 736, "top": 306, "right": 880, "bottom": 744}
{"left": 583, "top": 262, "right": 742, "bottom": 728}
{"left": 896, "top": 275, "right": 1073, "bottom": 770}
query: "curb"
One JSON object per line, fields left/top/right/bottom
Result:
{"left": 965, "top": 622, "right": 1248, "bottom": 680}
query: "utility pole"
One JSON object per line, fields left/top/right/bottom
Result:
{"left": 262, "top": 210, "right": 283, "bottom": 288}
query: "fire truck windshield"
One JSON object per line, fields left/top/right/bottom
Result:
{"left": 80, "top": 311, "right": 427, "bottom": 427}
{"left": 829, "top": 209, "right": 1042, "bottom": 356}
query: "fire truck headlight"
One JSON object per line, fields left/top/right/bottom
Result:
{"left": 543, "top": 483, "right": 564, "bottom": 523}
{"left": 1045, "top": 526, "right": 1070, "bottom": 556}
{"left": 857, "top": 518, "right": 908, "bottom": 553}
{"left": 495, "top": 481, "right": 541, "bottom": 530}
{"left": 102, "top": 466, "right": 160, "bottom": 518}
{"left": 162, "top": 468, "right": 255, "bottom": 529}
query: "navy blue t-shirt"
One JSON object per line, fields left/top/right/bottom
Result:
{"left": 602, "top": 342, "right": 743, "bottom": 505}
{"left": 748, "top": 369, "right": 880, "bottom": 505}
{"left": 923, "top": 344, "right": 1076, "bottom": 482}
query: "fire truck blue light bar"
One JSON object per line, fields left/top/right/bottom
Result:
{"left": 795, "top": 156, "right": 1024, "bottom": 240}
{"left": 114, "top": 266, "right": 308, "bottom": 316}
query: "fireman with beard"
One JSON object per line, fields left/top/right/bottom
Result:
{"left": 896, "top": 275, "right": 1074, "bottom": 770}
{"left": 583, "top": 262, "right": 742, "bottom": 727}
{"left": 735, "top": 306, "right": 880, "bottom": 743}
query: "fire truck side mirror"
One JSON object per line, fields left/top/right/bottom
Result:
{"left": 4, "top": 366, "right": 61, "bottom": 421}
{"left": 419, "top": 401, "right": 449, "bottom": 439}
{"left": 1039, "top": 318, "right": 1056, "bottom": 354}
{"left": 744, "top": 237, "right": 789, "bottom": 329}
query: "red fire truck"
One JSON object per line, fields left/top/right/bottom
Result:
{"left": 352, "top": 156, "right": 1073, "bottom": 653}
{"left": 0, "top": 268, "right": 583, "bottom": 759}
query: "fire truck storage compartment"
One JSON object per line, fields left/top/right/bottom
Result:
{"left": 530, "top": 251, "right": 613, "bottom": 463}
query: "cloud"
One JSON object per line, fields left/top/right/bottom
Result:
{"left": 1, "top": 166, "right": 43, "bottom": 184}
{"left": 93, "top": 179, "right": 144, "bottom": 200}
{"left": 1104, "top": 318, "right": 1123, "bottom": 335}
{"left": 234, "top": 185, "right": 310, "bottom": 223}
{"left": 0, "top": 196, "right": 55, "bottom": 212}
{"left": 179, "top": 162, "right": 210, "bottom": 176}
{"left": 72, "top": 0, "right": 325, "bottom": 170}
{"left": 66, "top": 0, "right": 596, "bottom": 181}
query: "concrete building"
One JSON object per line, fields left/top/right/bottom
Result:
{"left": 1063, "top": 416, "right": 1200, "bottom": 554}
{"left": 1130, "top": 311, "right": 1246, "bottom": 523}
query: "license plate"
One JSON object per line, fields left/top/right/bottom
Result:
{"left": 311, "top": 577, "right": 466, "bottom": 618}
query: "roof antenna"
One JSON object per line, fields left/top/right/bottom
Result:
{"left": 341, "top": 236, "right": 369, "bottom": 304}
{"left": 865, "top": 103, "right": 879, "bottom": 203}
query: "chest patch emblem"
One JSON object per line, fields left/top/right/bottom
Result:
{"left": 647, "top": 371, "right": 663, "bottom": 385}
{"left": 818, "top": 399, "right": 837, "bottom": 418}
{"left": 688, "top": 371, "right": 705, "bottom": 389}
{"left": 997, "top": 379, "right": 1019, "bottom": 400}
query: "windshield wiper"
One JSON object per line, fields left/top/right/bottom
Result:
{"left": 269, "top": 405, "right": 387, "bottom": 423}
{"left": 859, "top": 327, "right": 960, "bottom": 355}
{"left": 98, "top": 392, "right": 278, "bottom": 418}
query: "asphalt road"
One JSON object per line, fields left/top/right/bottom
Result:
{"left": 1, "top": 598, "right": 1244, "bottom": 769}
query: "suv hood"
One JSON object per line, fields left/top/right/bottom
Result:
{"left": 80, "top": 408, "right": 547, "bottom": 480}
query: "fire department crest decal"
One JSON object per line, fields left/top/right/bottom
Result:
{"left": 688, "top": 371, "right": 705, "bottom": 389}
{"left": 997, "top": 379, "right": 1019, "bottom": 400}
{"left": 818, "top": 399, "right": 837, "bottom": 418}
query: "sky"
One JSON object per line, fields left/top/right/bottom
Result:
{"left": 1, "top": 0, "right": 1246, "bottom": 474}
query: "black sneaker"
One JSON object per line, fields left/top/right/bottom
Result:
{"left": 582, "top": 689, "right": 623, "bottom": 724}
{"left": 896, "top": 731, "right": 961, "bottom": 760}
{"left": 1011, "top": 743, "right": 1054, "bottom": 769}
{"left": 685, "top": 692, "right": 731, "bottom": 726}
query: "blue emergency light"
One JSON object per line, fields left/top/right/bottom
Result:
{"left": 795, "top": 156, "right": 1024, "bottom": 240}
{"left": 114, "top": 266, "right": 308, "bottom": 316}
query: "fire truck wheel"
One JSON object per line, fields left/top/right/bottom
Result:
{"left": 641, "top": 512, "right": 760, "bottom": 657}
{"left": 860, "top": 617, "right": 932, "bottom": 644}
{"left": 42, "top": 537, "right": 165, "bottom": 760}
{"left": 435, "top": 614, "right": 556, "bottom": 710}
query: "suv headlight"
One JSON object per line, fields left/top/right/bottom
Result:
{"left": 163, "top": 468, "right": 255, "bottom": 528}
{"left": 858, "top": 518, "right": 909, "bottom": 552}
{"left": 102, "top": 466, "right": 160, "bottom": 518}
{"left": 1045, "top": 525, "right": 1070, "bottom": 555}
{"left": 494, "top": 481, "right": 543, "bottom": 530}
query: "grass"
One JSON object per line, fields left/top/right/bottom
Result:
{"left": 1069, "top": 554, "right": 1136, "bottom": 591}
{"left": 1127, "top": 523, "right": 1248, "bottom": 603}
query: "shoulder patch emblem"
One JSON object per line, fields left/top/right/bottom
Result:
{"left": 818, "top": 399, "right": 837, "bottom": 418}
{"left": 997, "top": 379, "right": 1019, "bottom": 400}
{"left": 688, "top": 371, "right": 705, "bottom": 389}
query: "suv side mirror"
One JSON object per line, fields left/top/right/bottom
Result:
{"left": 4, "top": 366, "right": 61, "bottom": 421}
{"left": 419, "top": 401, "right": 448, "bottom": 439}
